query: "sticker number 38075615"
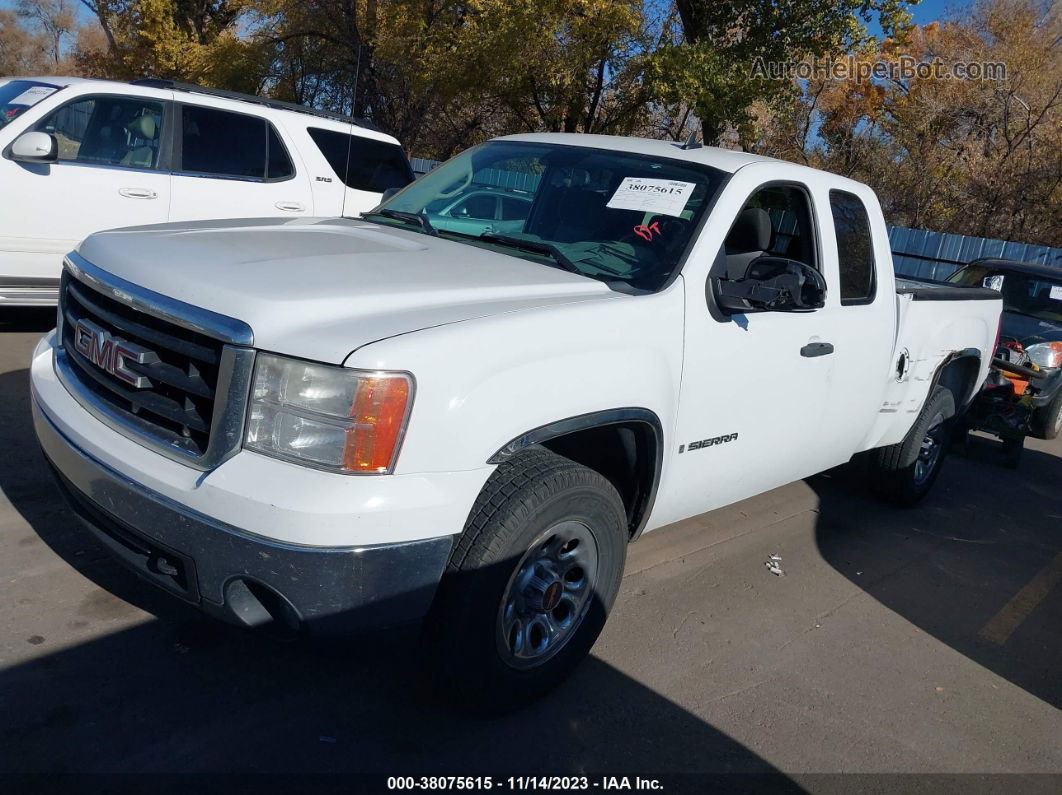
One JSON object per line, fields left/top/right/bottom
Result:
{"left": 607, "top": 177, "right": 696, "bottom": 217}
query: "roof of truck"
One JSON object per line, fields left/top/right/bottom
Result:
{"left": 499, "top": 132, "right": 785, "bottom": 174}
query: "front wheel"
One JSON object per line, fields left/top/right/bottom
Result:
{"left": 425, "top": 448, "right": 628, "bottom": 710}
{"left": 869, "top": 387, "right": 955, "bottom": 507}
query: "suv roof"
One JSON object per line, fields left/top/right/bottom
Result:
{"left": 6, "top": 75, "right": 381, "bottom": 134}
{"left": 130, "top": 79, "right": 379, "bottom": 132}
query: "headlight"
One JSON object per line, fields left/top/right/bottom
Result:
{"left": 244, "top": 353, "right": 413, "bottom": 474}
{"left": 1026, "top": 341, "right": 1062, "bottom": 370}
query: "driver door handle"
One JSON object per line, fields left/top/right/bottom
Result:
{"left": 119, "top": 187, "right": 157, "bottom": 200}
{"left": 275, "top": 201, "right": 305, "bottom": 212}
{"left": 801, "top": 342, "right": 834, "bottom": 358}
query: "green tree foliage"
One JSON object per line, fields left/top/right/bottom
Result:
{"left": 652, "top": 0, "right": 919, "bottom": 146}
{"left": 3, "top": 0, "right": 1059, "bottom": 245}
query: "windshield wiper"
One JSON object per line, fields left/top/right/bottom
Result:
{"left": 362, "top": 208, "right": 438, "bottom": 236}
{"left": 479, "top": 233, "right": 582, "bottom": 275}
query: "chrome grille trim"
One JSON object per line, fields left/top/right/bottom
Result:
{"left": 55, "top": 254, "right": 256, "bottom": 471}
{"left": 64, "top": 252, "right": 253, "bottom": 345}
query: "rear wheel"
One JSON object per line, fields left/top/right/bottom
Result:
{"left": 425, "top": 448, "right": 627, "bottom": 710}
{"left": 869, "top": 387, "right": 955, "bottom": 507}
{"left": 1030, "top": 390, "right": 1062, "bottom": 440}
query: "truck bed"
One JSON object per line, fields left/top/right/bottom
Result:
{"left": 895, "top": 278, "right": 1002, "bottom": 302}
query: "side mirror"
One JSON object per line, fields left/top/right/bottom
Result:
{"left": 10, "top": 131, "right": 58, "bottom": 164}
{"left": 716, "top": 256, "right": 826, "bottom": 312}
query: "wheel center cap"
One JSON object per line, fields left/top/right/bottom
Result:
{"left": 541, "top": 581, "right": 563, "bottom": 612}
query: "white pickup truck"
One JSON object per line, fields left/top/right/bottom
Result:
{"left": 31, "top": 133, "right": 1002, "bottom": 706}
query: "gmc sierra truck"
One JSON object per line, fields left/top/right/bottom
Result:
{"left": 30, "top": 134, "right": 1003, "bottom": 706}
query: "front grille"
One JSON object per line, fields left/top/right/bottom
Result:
{"left": 56, "top": 259, "right": 254, "bottom": 468}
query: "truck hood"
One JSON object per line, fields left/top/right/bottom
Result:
{"left": 76, "top": 217, "right": 615, "bottom": 363}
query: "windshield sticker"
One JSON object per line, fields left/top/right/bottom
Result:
{"left": 9, "top": 85, "right": 58, "bottom": 106}
{"left": 607, "top": 177, "right": 696, "bottom": 217}
{"left": 983, "top": 275, "right": 1005, "bottom": 291}
{"left": 1050, "top": 285, "right": 1062, "bottom": 301}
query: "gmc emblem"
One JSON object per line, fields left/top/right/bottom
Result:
{"left": 72, "top": 318, "right": 157, "bottom": 388}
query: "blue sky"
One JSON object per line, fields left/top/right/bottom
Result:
{"left": 867, "top": 0, "right": 964, "bottom": 37}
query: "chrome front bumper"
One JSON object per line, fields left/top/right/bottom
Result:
{"left": 33, "top": 399, "right": 452, "bottom": 635}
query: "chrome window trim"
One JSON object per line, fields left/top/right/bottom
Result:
{"left": 64, "top": 252, "right": 253, "bottom": 345}
{"left": 171, "top": 170, "right": 292, "bottom": 184}
{"left": 57, "top": 255, "right": 256, "bottom": 471}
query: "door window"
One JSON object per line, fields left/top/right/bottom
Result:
{"left": 722, "top": 184, "right": 817, "bottom": 279}
{"left": 829, "top": 190, "right": 876, "bottom": 304}
{"left": 180, "top": 105, "right": 294, "bottom": 181}
{"left": 36, "top": 96, "right": 165, "bottom": 169}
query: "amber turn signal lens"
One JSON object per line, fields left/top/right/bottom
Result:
{"left": 342, "top": 375, "right": 412, "bottom": 472}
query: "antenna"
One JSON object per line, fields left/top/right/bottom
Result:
{"left": 681, "top": 131, "right": 702, "bottom": 150}
{"left": 340, "top": 44, "right": 362, "bottom": 219}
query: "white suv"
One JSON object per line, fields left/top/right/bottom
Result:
{"left": 0, "top": 76, "right": 414, "bottom": 306}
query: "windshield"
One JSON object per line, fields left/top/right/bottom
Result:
{"left": 370, "top": 140, "right": 726, "bottom": 291}
{"left": 0, "top": 80, "right": 60, "bottom": 130}
{"left": 949, "top": 265, "right": 1062, "bottom": 324}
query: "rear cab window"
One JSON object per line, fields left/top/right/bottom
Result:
{"left": 179, "top": 105, "right": 295, "bottom": 180}
{"left": 307, "top": 127, "right": 414, "bottom": 194}
{"left": 829, "top": 190, "right": 876, "bottom": 305}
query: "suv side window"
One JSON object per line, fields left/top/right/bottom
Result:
{"left": 180, "top": 105, "right": 293, "bottom": 180}
{"left": 722, "top": 184, "right": 817, "bottom": 279}
{"left": 307, "top": 126, "right": 414, "bottom": 193}
{"left": 36, "top": 96, "right": 164, "bottom": 169}
{"left": 452, "top": 194, "right": 497, "bottom": 219}
{"left": 829, "top": 190, "right": 876, "bottom": 304}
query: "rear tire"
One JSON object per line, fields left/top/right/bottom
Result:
{"left": 425, "top": 448, "right": 627, "bottom": 711}
{"left": 869, "top": 387, "right": 955, "bottom": 507}
{"left": 1031, "top": 390, "right": 1062, "bottom": 440}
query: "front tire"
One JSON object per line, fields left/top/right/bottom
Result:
{"left": 869, "top": 387, "right": 955, "bottom": 507}
{"left": 425, "top": 448, "right": 628, "bottom": 710}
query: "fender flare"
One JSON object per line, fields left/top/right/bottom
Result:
{"left": 488, "top": 407, "right": 664, "bottom": 540}
{"left": 930, "top": 347, "right": 983, "bottom": 414}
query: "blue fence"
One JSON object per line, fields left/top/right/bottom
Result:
{"left": 887, "top": 225, "right": 1062, "bottom": 281}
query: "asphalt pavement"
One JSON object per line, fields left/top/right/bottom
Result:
{"left": 1, "top": 308, "right": 1059, "bottom": 789}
